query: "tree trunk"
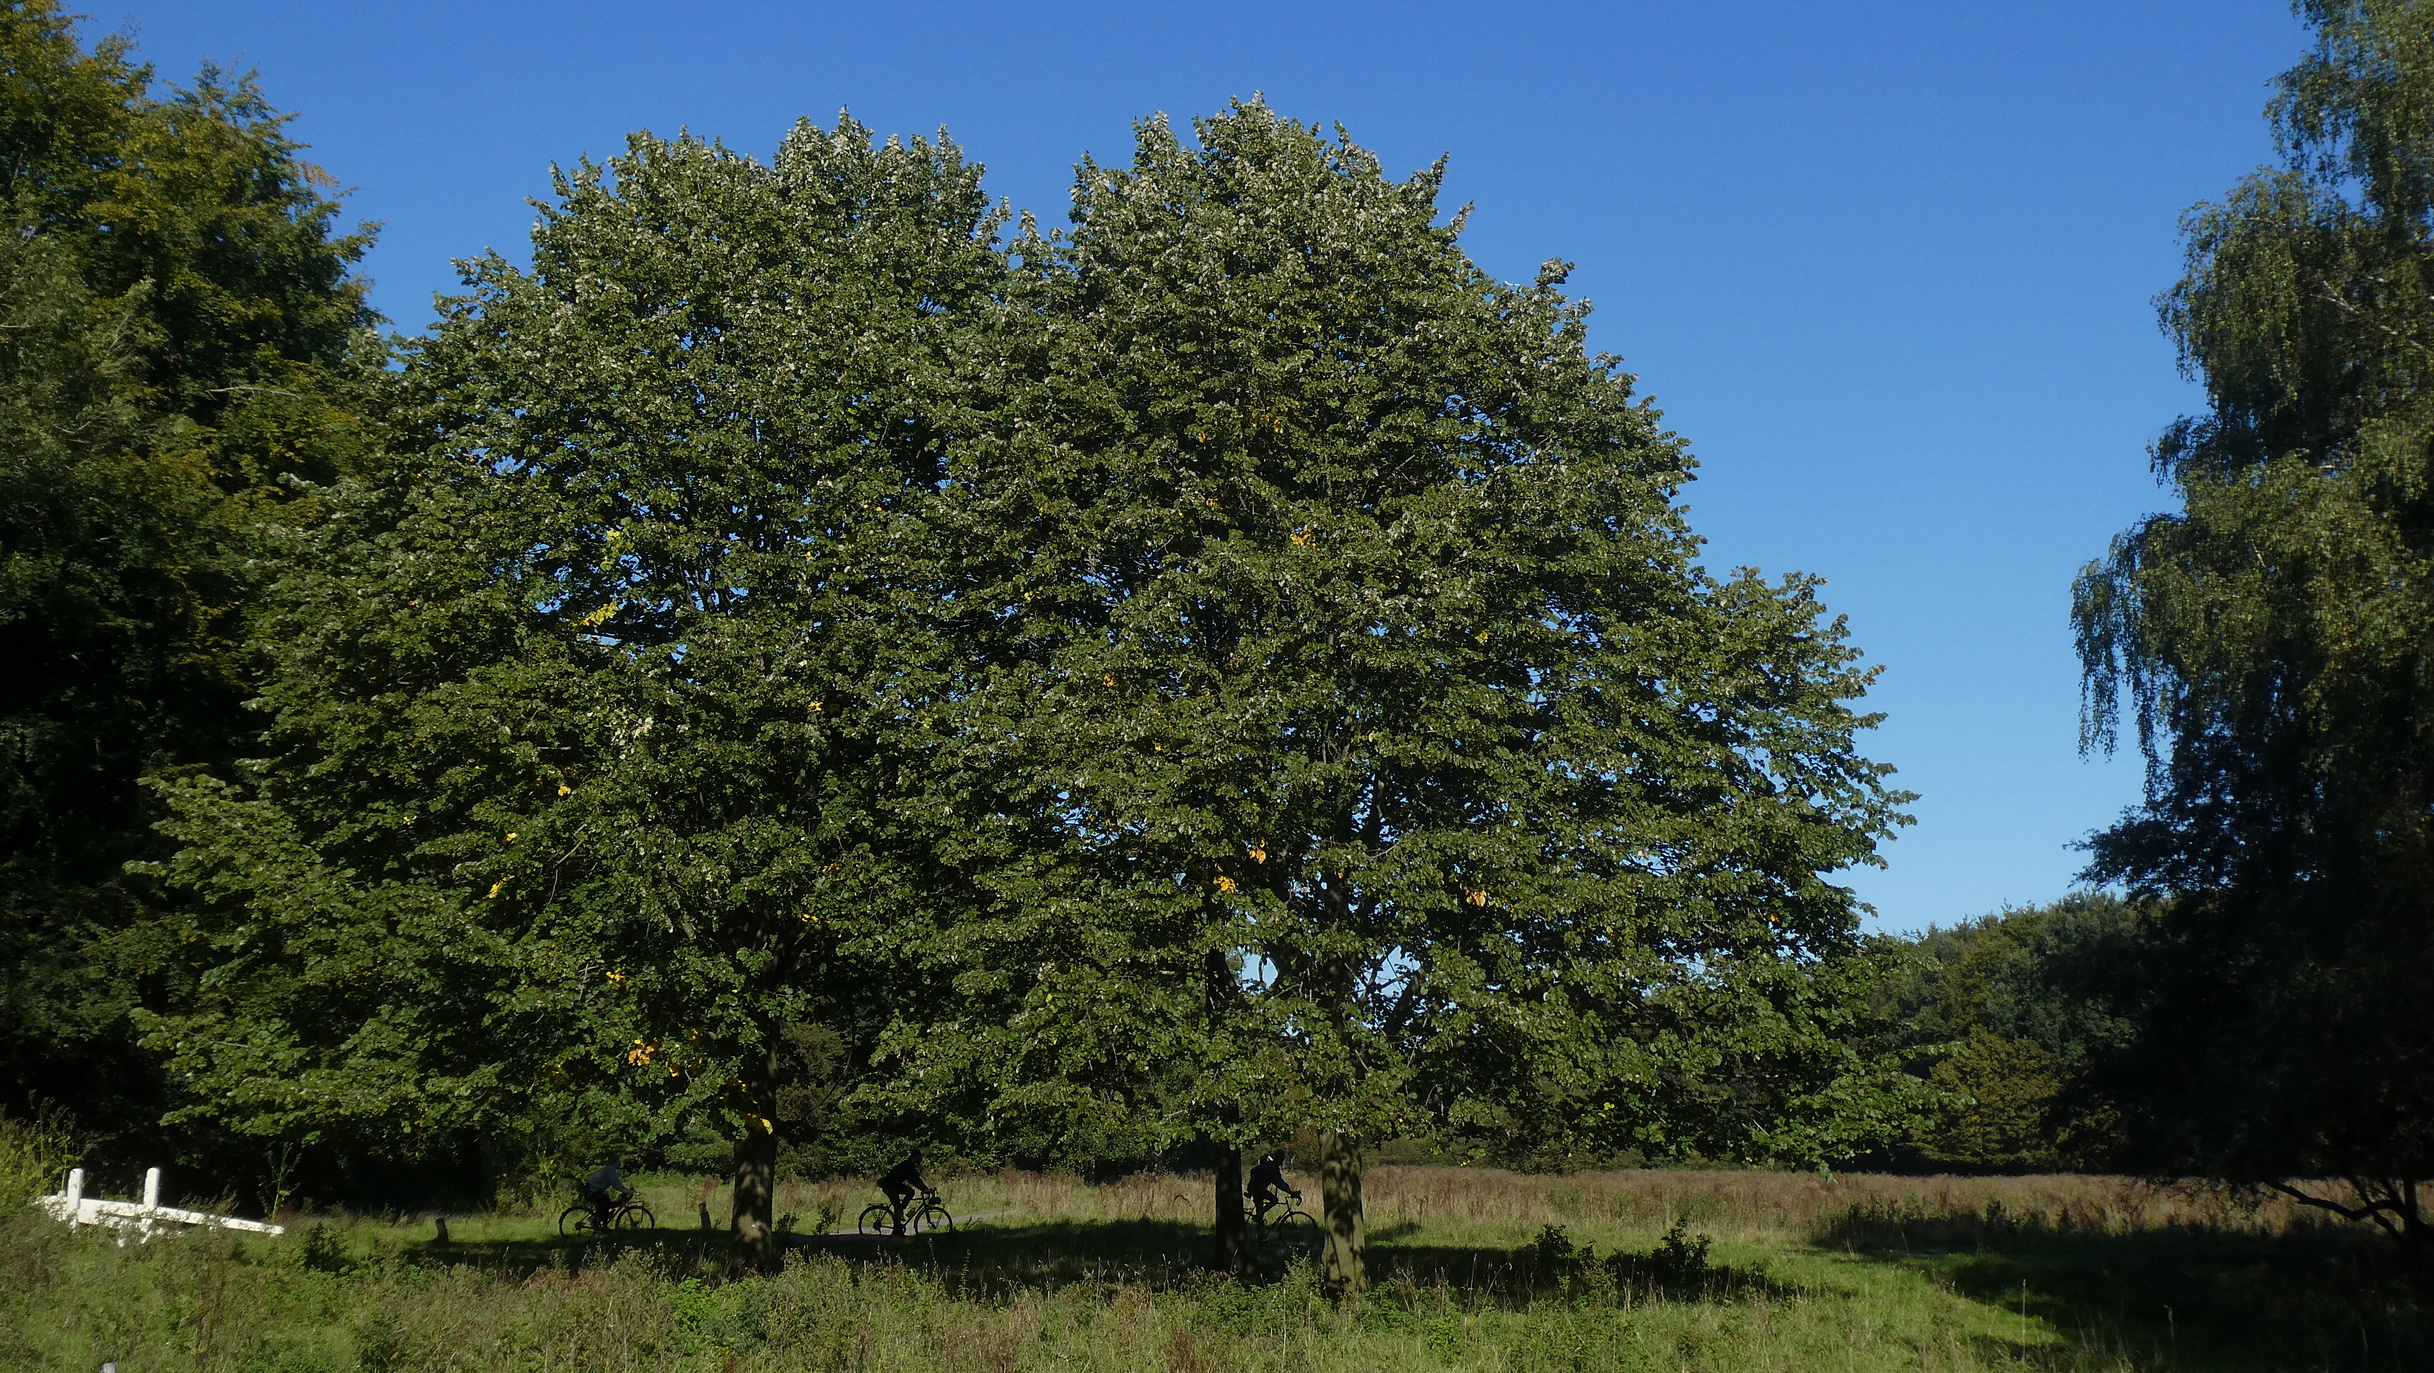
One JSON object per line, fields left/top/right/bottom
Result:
{"left": 728, "top": 1044, "right": 781, "bottom": 1274}
{"left": 1318, "top": 1129, "right": 1366, "bottom": 1297}
{"left": 1204, "top": 948, "right": 1252, "bottom": 1275}
{"left": 1212, "top": 1138, "right": 1249, "bottom": 1274}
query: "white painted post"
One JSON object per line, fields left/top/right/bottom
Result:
{"left": 63, "top": 1167, "right": 83, "bottom": 1213}
{"left": 138, "top": 1167, "right": 162, "bottom": 1242}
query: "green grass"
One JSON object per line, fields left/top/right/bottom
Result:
{"left": 3, "top": 1167, "right": 2426, "bottom": 1371}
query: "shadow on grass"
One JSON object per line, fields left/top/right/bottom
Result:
{"left": 386, "top": 1216, "right": 1796, "bottom": 1310}
{"left": 1816, "top": 1204, "right": 2434, "bottom": 1372}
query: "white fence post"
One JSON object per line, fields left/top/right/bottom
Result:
{"left": 138, "top": 1168, "right": 162, "bottom": 1241}
{"left": 34, "top": 1165, "right": 283, "bottom": 1241}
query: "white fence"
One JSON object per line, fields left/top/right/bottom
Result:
{"left": 36, "top": 1167, "right": 286, "bottom": 1244}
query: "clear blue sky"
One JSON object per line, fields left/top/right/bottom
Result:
{"left": 127, "top": 1, "right": 2310, "bottom": 933}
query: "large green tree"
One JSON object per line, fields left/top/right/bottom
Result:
{"left": 2075, "top": 0, "right": 2434, "bottom": 1244}
{"left": 0, "top": 0, "right": 376, "bottom": 1158}
{"left": 920, "top": 102, "right": 1917, "bottom": 1286}
{"left": 147, "top": 119, "right": 1000, "bottom": 1267}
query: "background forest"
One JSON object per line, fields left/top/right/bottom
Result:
{"left": 7, "top": 0, "right": 2434, "bottom": 1304}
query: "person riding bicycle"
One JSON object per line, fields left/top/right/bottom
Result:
{"left": 879, "top": 1149, "right": 928, "bottom": 1234}
{"left": 581, "top": 1157, "right": 634, "bottom": 1226}
{"left": 1246, "top": 1150, "right": 1301, "bottom": 1222}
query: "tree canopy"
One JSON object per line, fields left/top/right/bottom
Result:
{"left": 0, "top": 0, "right": 376, "bottom": 1164}
{"left": 0, "top": 2, "right": 1922, "bottom": 1275}
{"left": 146, "top": 118, "right": 1005, "bottom": 1266}
{"left": 1876, "top": 895, "right": 2143, "bottom": 1172}
{"left": 2075, "top": 0, "right": 2434, "bottom": 1243}
{"left": 908, "top": 102, "right": 1916, "bottom": 1285}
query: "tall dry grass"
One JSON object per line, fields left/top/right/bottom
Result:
{"left": 737, "top": 1164, "right": 2316, "bottom": 1247}
{"left": 3, "top": 1163, "right": 2421, "bottom": 1371}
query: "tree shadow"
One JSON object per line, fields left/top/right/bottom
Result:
{"left": 389, "top": 1228, "right": 730, "bottom": 1279}
{"left": 802, "top": 1217, "right": 1799, "bottom": 1309}
{"left": 388, "top": 1216, "right": 1796, "bottom": 1311}
{"left": 1815, "top": 1205, "right": 2434, "bottom": 1372}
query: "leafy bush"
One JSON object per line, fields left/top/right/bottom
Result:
{"left": 1648, "top": 1218, "right": 1713, "bottom": 1290}
{"left": 0, "top": 1108, "right": 74, "bottom": 1210}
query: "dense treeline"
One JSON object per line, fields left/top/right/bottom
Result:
{"left": 1869, "top": 896, "right": 2142, "bottom": 1174}
{"left": 0, "top": 0, "right": 376, "bottom": 1172}
{"left": 0, "top": 2, "right": 1919, "bottom": 1283}
{"left": 1877, "top": 1, "right": 2434, "bottom": 1239}
{"left": 2075, "top": 0, "right": 2434, "bottom": 1249}
{"left": 15, "top": 0, "right": 2434, "bottom": 1285}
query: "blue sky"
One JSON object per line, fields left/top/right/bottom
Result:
{"left": 129, "top": 1, "right": 2309, "bottom": 933}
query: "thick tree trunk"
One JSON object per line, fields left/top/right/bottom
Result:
{"left": 1212, "top": 1138, "right": 1249, "bottom": 1274}
{"left": 1318, "top": 1129, "right": 1366, "bottom": 1297}
{"left": 728, "top": 1044, "right": 781, "bottom": 1274}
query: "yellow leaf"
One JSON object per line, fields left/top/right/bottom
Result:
{"left": 810, "top": 701, "right": 824, "bottom": 713}
{"left": 1465, "top": 889, "right": 1490, "bottom": 907}
{"left": 1214, "top": 875, "right": 1238, "bottom": 894}
{"left": 486, "top": 880, "right": 506, "bottom": 899}
{"left": 557, "top": 783, "right": 572, "bottom": 796}
{"left": 1292, "top": 529, "right": 1314, "bottom": 547}
{"left": 1250, "top": 845, "right": 1267, "bottom": 864}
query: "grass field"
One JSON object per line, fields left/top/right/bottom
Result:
{"left": 4, "top": 1165, "right": 2427, "bottom": 1371}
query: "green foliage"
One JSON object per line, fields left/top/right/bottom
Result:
{"left": 1649, "top": 1218, "right": 1713, "bottom": 1288}
{"left": 0, "top": 1106, "right": 73, "bottom": 1210}
{"left": 144, "top": 118, "right": 1003, "bottom": 1249}
{"left": 1919, "top": 1031, "right": 2064, "bottom": 1170}
{"left": 909, "top": 102, "right": 1919, "bottom": 1206}
{"left": 0, "top": 0, "right": 376, "bottom": 1163}
{"left": 128, "top": 90, "right": 1912, "bottom": 1233}
{"left": 1879, "top": 895, "right": 2144, "bottom": 1171}
{"left": 2073, "top": 0, "right": 2434, "bottom": 1232}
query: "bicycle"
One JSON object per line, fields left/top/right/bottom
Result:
{"left": 858, "top": 1185, "right": 953, "bottom": 1236}
{"left": 1243, "top": 1191, "right": 1318, "bottom": 1243}
{"left": 559, "top": 1193, "right": 657, "bottom": 1236}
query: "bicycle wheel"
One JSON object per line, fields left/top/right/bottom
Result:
{"left": 908, "top": 1200, "right": 953, "bottom": 1235}
{"left": 857, "top": 1202, "right": 896, "bottom": 1235}
{"left": 558, "top": 1205, "right": 595, "bottom": 1237}
{"left": 613, "top": 1203, "right": 655, "bottom": 1231}
{"left": 1270, "top": 1208, "right": 1319, "bottom": 1243}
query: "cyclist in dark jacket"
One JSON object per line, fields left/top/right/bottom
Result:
{"left": 880, "top": 1150, "right": 927, "bottom": 1232}
{"left": 582, "top": 1158, "right": 634, "bottom": 1224}
{"left": 1246, "top": 1151, "right": 1301, "bottom": 1220}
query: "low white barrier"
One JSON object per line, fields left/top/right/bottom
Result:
{"left": 35, "top": 1167, "right": 286, "bottom": 1244}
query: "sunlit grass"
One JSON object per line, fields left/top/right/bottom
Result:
{"left": 3, "top": 1164, "right": 2422, "bottom": 1371}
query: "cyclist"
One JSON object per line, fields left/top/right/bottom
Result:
{"left": 582, "top": 1157, "right": 635, "bottom": 1226}
{"left": 879, "top": 1149, "right": 929, "bottom": 1234}
{"left": 1246, "top": 1150, "right": 1301, "bottom": 1223}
